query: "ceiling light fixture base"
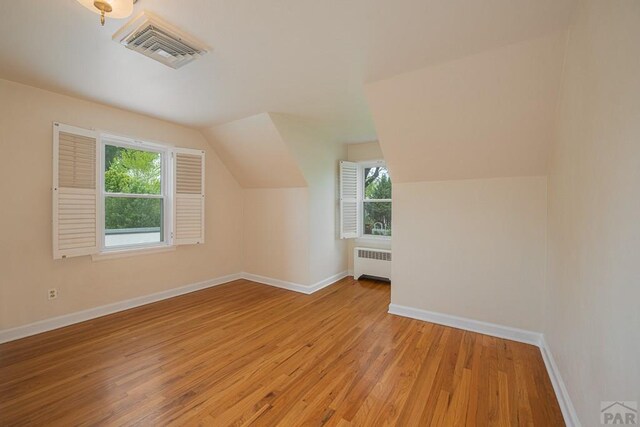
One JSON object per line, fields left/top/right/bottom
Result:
{"left": 76, "top": 0, "right": 136, "bottom": 26}
{"left": 93, "top": 1, "right": 113, "bottom": 26}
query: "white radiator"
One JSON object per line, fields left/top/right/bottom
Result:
{"left": 353, "top": 247, "right": 392, "bottom": 281}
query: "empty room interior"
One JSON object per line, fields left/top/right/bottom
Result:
{"left": 0, "top": 0, "right": 638, "bottom": 425}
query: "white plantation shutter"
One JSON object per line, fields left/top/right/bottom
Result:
{"left": 173, "top": 148, "right": 205, "bottom": 245}
{"left": 340, "top": 161, "right": 360, "bottom": 239}
{"left": 52, "top": 123, "right": 100, "bottom": 259}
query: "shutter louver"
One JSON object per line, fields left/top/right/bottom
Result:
{"left": 340, "top": 161, "right": 360, "bottom": 239}
{"left": 53, "top": 124, "right": 99, "bottom": 259}
{"left": 173, "top": 148, "right": 205, "bottom": 245}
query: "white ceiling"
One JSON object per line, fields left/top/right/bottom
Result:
{"left": 0, "top": 0, "right": 575, "bottom": 142}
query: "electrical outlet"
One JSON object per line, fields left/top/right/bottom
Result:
{"left": 48, "top": 289, "right": 58, "bottom": 300}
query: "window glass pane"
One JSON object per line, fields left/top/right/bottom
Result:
{"left": 363, "top": 201, "right": 392, "bottom": 236}
{"left": 364, "top": 166, "right": 391, "bottom": 199}
{"left": 105, "top": 197, "right": 163, "bottom": 247}
{"left": 105, "top": 145, "right": 161, "bottom": 195}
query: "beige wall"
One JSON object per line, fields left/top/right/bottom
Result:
{"left": 0, "top": 81, "right": 347, "bottom": 330}
{"left": 364, "top": 33, "right": 560, "bottom": 331}
{"left": 203, "top": 113, "right": 315, "bottom": 285}
{"left": 270, "top": 114, "right": 347, "bottom": 284}
{"left": 365, "top": 32, "right": 566, "bottom": 183}
{"left": 0, "top": 79, "right": 243, "bottom": 330}
{"left": 242, "top": 188, "right": 310, "bottom": 284}
{"left": 392, "top": 177, "right": 547, "bottom": 331}
{"left": 346, "top": 141, "right": 384, "bottom": 162}
{"left": 545, "top": 0, "right": 640, "bottom": 423}
{"left": 228, "top": 113, "right": 347, "bottom": 286}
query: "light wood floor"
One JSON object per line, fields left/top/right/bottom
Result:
{"left": 0, "top": 278, "right": 564, "bottom": 426}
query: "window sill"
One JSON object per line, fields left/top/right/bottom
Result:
{"left": 356, "top": 235, "right": 392, "bottom": 243}
{"left": 91, "top": 245, "right": 175, "bottom": 262}
{"left": 354, "top": 236, "right": 392, "bottom": 249}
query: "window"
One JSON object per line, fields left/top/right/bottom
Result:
{"left": 52, "top": 123, "right": 205, "bottom": 260}
{"left": 363, "top": 165, "right": 392, "bottom": 237}
{"left": 102, "top": 141, "right": 167, "bottom": 250}
{"left": 339, "top": 160, "right": 392, "bottom": 239}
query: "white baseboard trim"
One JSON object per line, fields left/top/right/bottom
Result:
{"left": 240, "top": 271, "right": 348, "bottom": 295}
{"left": 388, "top": 303, "right": 542, "bottom": 345}
{"left": 0, "top": 273, "right": 243, "bottom": 344}
{"left": 388, "top": 303, "right": 580, "bottom": 427}
{"left": 309, "top": 271, "right": 350, "bottom": 293}
{"left": 539, "top": 335, "right": 581, "bottom": 427}
{"left": 0, "top": 271, "right": 350, "bottom": 345}
{"left": 1, "top": 273, "right": 577, "bottom": 425}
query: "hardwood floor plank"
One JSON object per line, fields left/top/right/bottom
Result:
{"left": 0, "top": 278, "right": 564, "bottom": 426}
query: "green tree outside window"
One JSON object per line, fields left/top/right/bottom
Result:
{"left": 104, "top": 145, "right": 162, "bottom": 230}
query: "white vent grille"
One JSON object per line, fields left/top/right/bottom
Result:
{"left": 353, "top": 247, "right": 392, "bottom": 281}
{"left": 113, "top": 12, "right": 210, "bottom": 69}
{"left": 357, "top": 249, "right": 392, "bottom": 262}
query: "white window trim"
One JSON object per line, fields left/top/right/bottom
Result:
{"left": 358, "top": 160, "right": 392, "bottom": 241}
{"left": 98, "top": 134, "right": 173, "bottom": 256}
{"left": 91, "top": 245, "right": 176, "bottom": 262}
{"left": 356, "top": 234, "right": 392, "bottom": 243}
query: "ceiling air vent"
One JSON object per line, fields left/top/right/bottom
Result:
{"left": 113, "top": 11, "right": 210, "bottom": 69}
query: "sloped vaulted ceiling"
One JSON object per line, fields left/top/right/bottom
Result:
{"left": 0, "top": 0, "right": 575, "bottom": 144}
{"left": 365, "top": 31, "right": 568, "bottom": 183}
{"left": 202, "top": 113, "right": 307, "bottom": 188}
